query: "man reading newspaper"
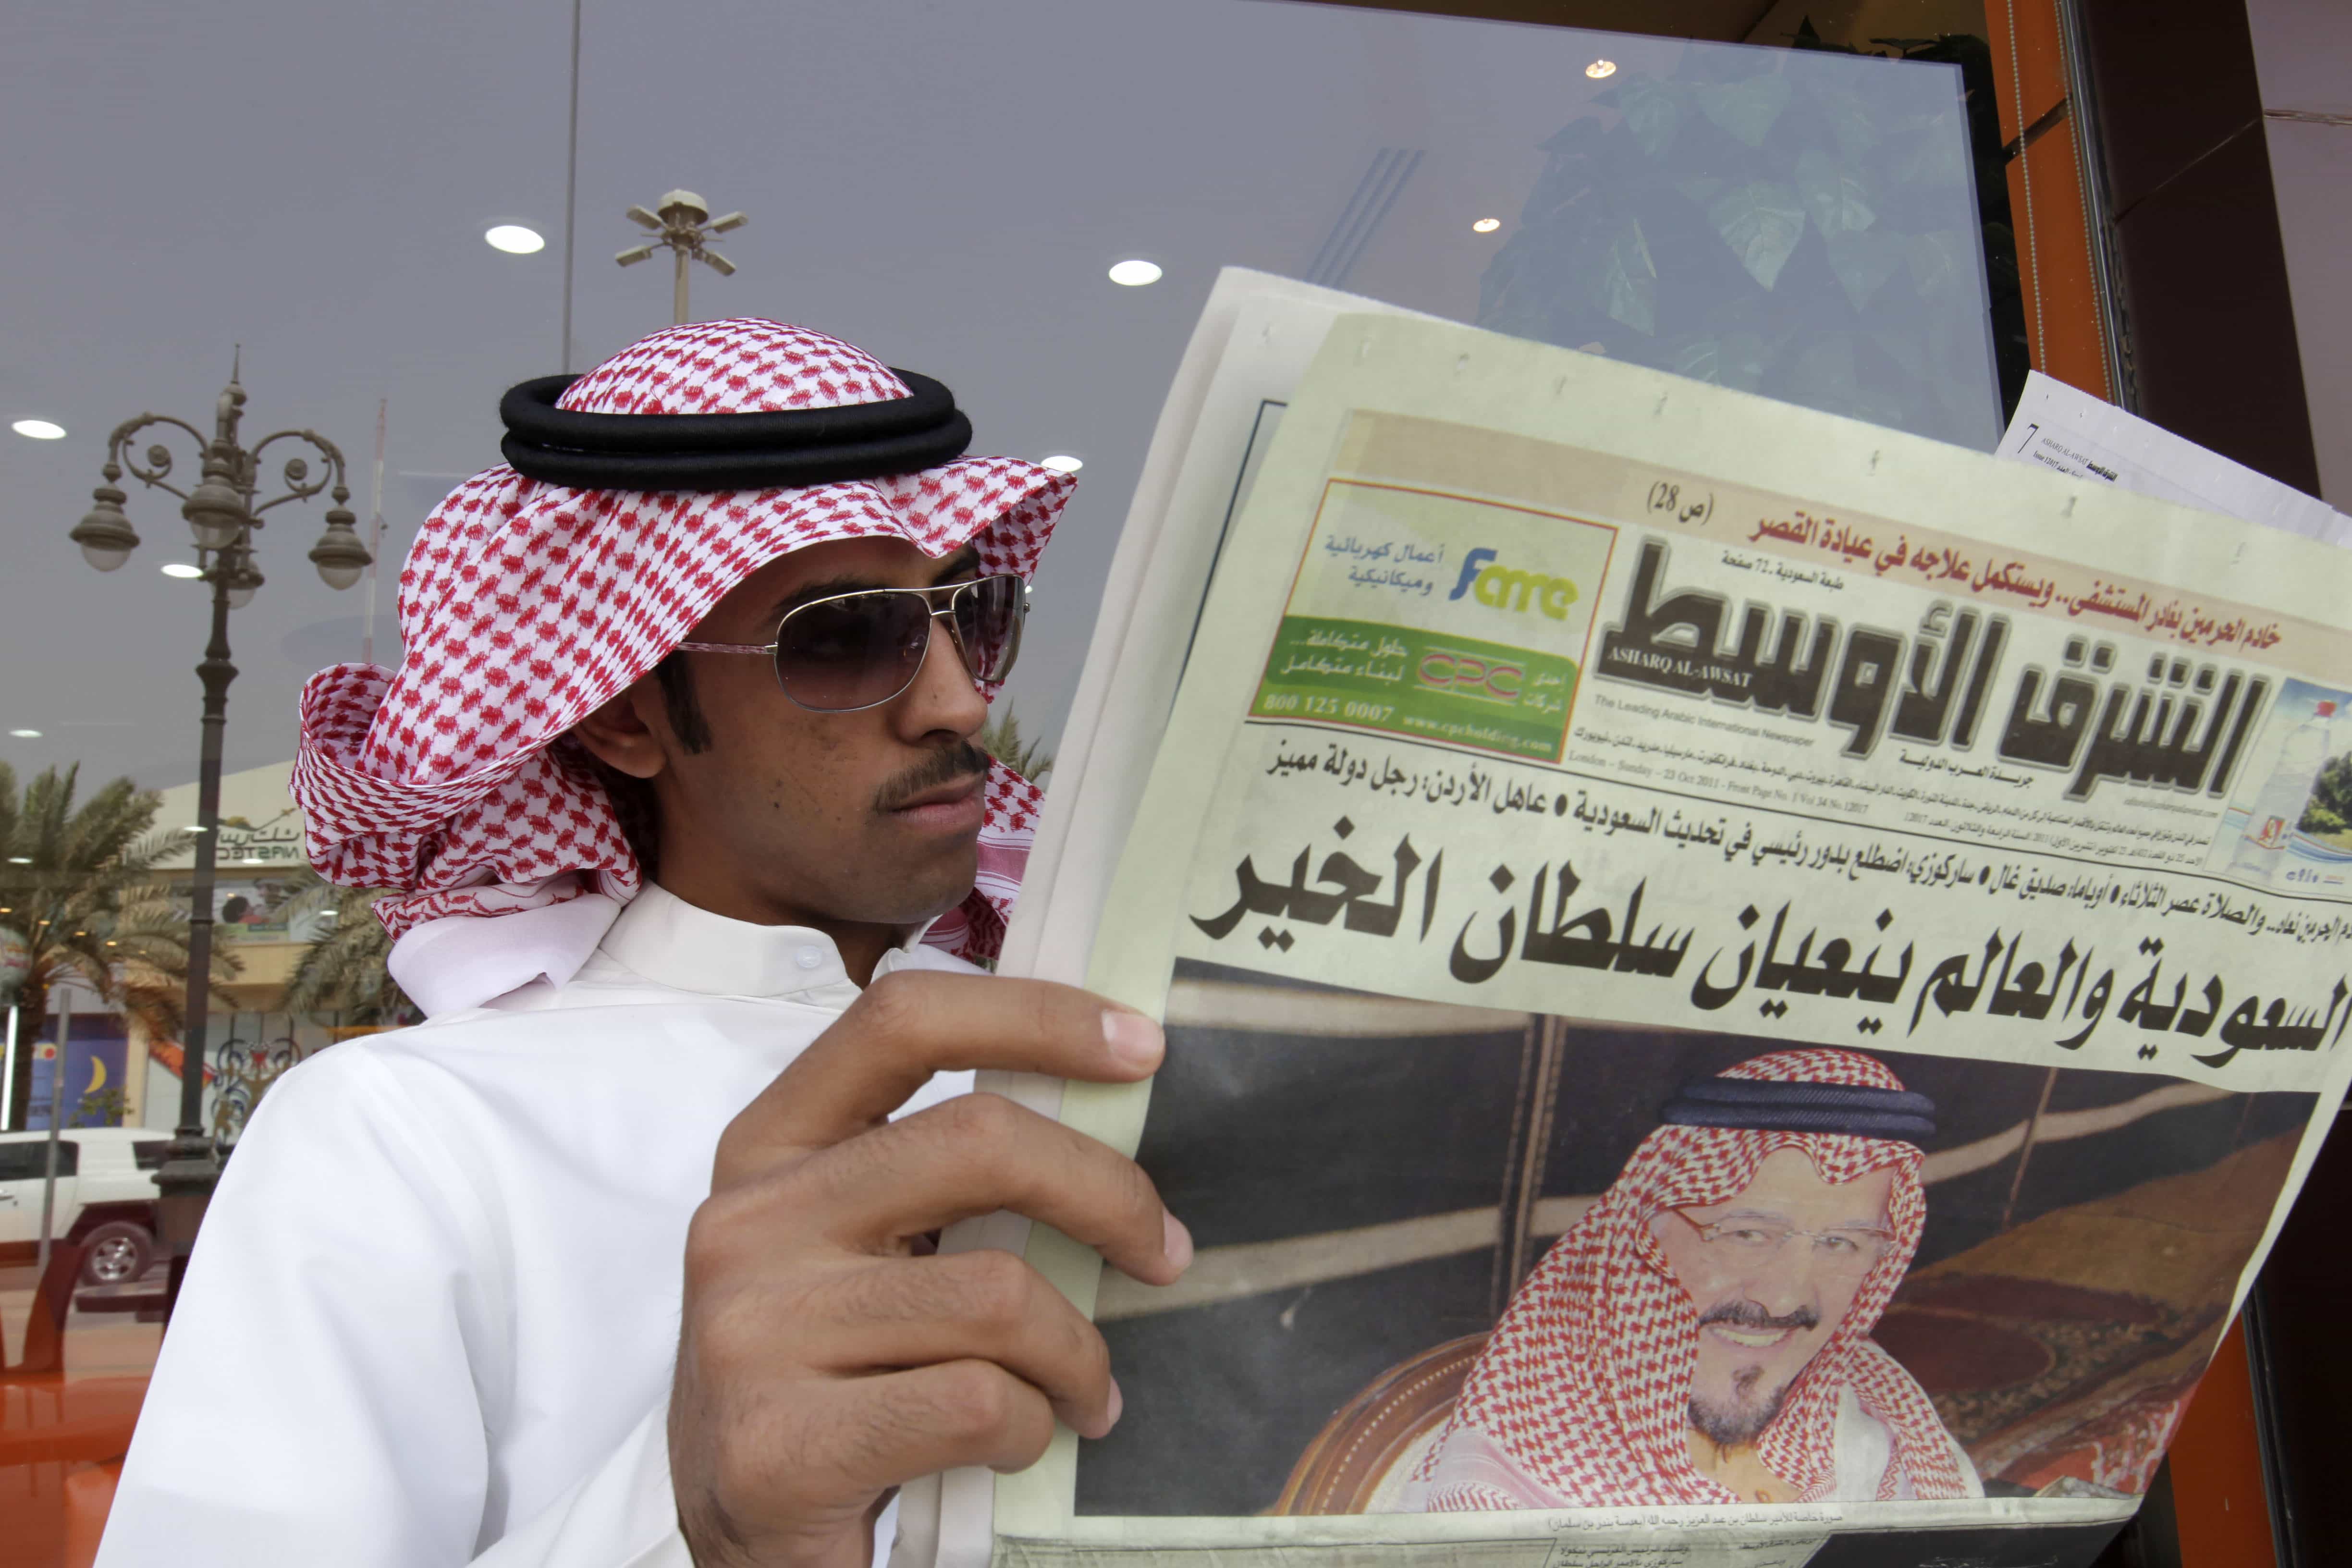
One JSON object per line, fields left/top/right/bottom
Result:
{"left": 1409, "top": 1049, "right": 1979, "bottom": 1509}
{"left": 100, "top": 318, "right": 1192, "bottom": 1568}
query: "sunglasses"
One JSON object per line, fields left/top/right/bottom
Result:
{"left": 676, "top": 573, "right": 1028, "bottom": 713}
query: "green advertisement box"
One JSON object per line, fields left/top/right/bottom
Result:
{"left": 1250, "top": 613, "right": 1578, "bottom": 760}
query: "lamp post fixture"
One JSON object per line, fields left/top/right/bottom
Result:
{"left": 69, "top": 357, "right": 370, "bottom": 1320}
{"left": 615, "top": 189, "right": 745, "bottom": 324}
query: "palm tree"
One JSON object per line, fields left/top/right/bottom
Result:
{"left": 280, "top": 873, "right": 412, "bottom": 1026}
{"left": 149, "top": 872, "right": 413, "bottom": 1145}
{"left": 0, "top": 762, "right": 239, "bottom": 1127}
{"left": 977, "top": 699, "right": 1055, "bottom": 784}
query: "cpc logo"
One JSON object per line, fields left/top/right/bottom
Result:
{"left": 1447, "top": 548, "right": 1580, "bottom": 618}
{"left": 1419, "top": 649, "right": 1524, "bottom": 699}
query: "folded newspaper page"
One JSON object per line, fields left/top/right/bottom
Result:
{"left": 911, "top": 301, "right": 2352, "bottom": 1568}
{"left": 1998, "top": 368, "right": 2352, "bottom": 550}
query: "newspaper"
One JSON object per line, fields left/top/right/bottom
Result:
{"left": 898, "top": 280, "right": 2352, "bottom": 1568}
{"left": 895, "top": 269, "right": 1433, "bottom": 1568}
{"left": 1999, "top": 368, "right": 2352, "bottom": 548}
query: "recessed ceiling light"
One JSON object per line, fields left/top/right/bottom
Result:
{"left": 12, "top": 419, "right": 65, "bottom": 440}
{"left": 1585, "top": 59, "right": 1617, "bottom": 79}
{"left": 5, "top": 857, "right": 29, "bottom": 865}
{"left": 1107, "top": 259, "right": 1163, "bottom": 287}
{"left": 7, "top": 729, "right": 38, "bottom": 738}
{"left": 1039, "top": 454, "right": 1084, "bottom": 474}
{"left": 161, "top": 563, "right": 205, "bottom": 579}
{"left": 485, "top": 224, "right": 546, "bottom": 255}
{"left": 1472, "top": 218, "right": 1502, "bottom": 233}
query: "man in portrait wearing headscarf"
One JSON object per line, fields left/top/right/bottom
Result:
{"left": 100, "top": 320, "right": 1192, "bottom": 1568}
{"left": 1408, "top": 1048, "right": 1980, "bottom": 1510}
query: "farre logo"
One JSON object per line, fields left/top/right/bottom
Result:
{"left": 1447, "top": 547, "right": 1580, "bottom": 619}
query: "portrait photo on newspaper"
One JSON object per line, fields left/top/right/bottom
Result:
{"left": 1077, "top": 980, "right": 2310, "bottom": 1519}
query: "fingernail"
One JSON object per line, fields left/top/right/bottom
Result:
{"left": 1103, "top": 1377, "right": 1125, "bottom": 1432}
{"left": 1102, "top": 1010, "right": 1164, "bottom": 1070}
{"left": 1163, "top": 1211, "right": 1194, "bottom": 1272}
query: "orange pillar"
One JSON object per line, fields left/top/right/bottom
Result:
{"left": 2165, "top": 1318, "right": 2279, "bottom": 1566}
{"left": 1983, "top": 0, "right": 2115, "bottom": 401}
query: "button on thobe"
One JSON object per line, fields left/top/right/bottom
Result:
{"left": 98, "top": 884, "right": 977, "bottom": 1567}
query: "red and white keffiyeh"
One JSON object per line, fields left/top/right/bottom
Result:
{"left": 291, "top": 319, "right": 1070, "bottom": 1011}
{"left": 1417, "top": 1048, "right": 1971, "bottom": 1508}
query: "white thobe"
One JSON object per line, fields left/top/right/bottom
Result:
{"left": 98, "top": 884, "right": 978, "bottom": 1567}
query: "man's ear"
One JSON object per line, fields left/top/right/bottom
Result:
{"left": 571, "top": 680, "right": 671, "bottom": 780}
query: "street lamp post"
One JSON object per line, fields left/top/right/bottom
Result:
{"left": 69, "top": 357, "right": 371, "bottom": 1321}
{"left": 615, "top": 189, "right": 746, "bottom": 324}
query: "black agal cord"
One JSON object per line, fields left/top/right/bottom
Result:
{"left": 498, "top": 369, "right": 973, "bottom": 490}
{"left": 1658, "top": 1077, "right": 1938, "bottom": 1143}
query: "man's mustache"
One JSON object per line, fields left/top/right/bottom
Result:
{"left": 1698, "top": 1300, "right": 1820, "bottom": 1334}
{"left": 874, "top": 741, "right": 992, "bottom": 813}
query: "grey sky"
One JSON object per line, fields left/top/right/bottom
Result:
{"left": 0, "top": 0, "right": 1696, "bottom": 792}
{"left": 0, "top": 0, "right": 1895, "bottom": 793}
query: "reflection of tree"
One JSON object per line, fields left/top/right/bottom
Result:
{"left": 0, "top": 762, "right": 239, "bottom": 1127}
{"left": 75, "top": 1084, "right": 131, "bottom": 1128}
{"left": 2297, "top": 753, "right": 2352, "bottom": 843}
{"left": 279, "top": 871, "right": 414, "bottom": 1026}
{"left": 978, "top": 699, "right": 1055, "bottom": 784}
{"left": 1475, "top": 26, "right": 2025, "bottom": 448}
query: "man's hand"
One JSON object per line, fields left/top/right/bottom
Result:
{"left": 668, "top": 971, "right": 1190, "bottom": 1568}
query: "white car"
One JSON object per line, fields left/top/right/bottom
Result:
{"left": 0, "top": 1126, "right": 166, "bottom": 1286}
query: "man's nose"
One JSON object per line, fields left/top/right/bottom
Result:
{"left": 895, "top": 610, "right": 989, "bottom": 739}
{"left": 1737, "top": 1243, "right": 1825, "bottom": 1317}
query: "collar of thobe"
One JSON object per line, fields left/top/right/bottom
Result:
{"left": 594, "top": 882, "right": 938, "bottom": 999}
{"left": 387, "top": 881, "right": 940, "bottom": 1017}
